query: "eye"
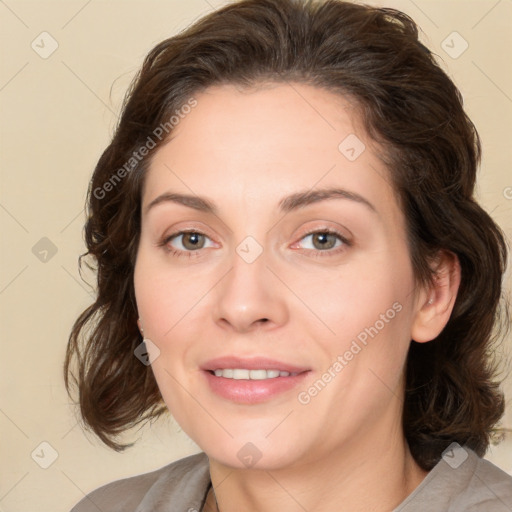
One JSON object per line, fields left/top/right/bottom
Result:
{"left": 300, "top": 231, "right": 340, "bottom": 250}
{"left": 160, "top": 230, "right": 216, "bottom": 256}
{"left": 292, "top": 228, "right": 351, "bottom": 255}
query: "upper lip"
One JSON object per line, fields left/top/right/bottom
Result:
{"left": 201, "top": 356, "right": 310, "bottom": 373}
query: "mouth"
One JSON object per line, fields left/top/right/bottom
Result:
{"left": 208, "top": 368, "right": 302, "bottom": 379}
{"left": 201, "top": 355, "right": 310, "bottom": 374}
{"left": 201, "top": 356, "right": 311, "bottom": 404}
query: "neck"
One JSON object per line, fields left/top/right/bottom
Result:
{"left": 205, "top": 431, "right": 428, "bottom": 512}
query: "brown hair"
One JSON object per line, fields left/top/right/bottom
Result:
{"left": 64, "top": 0, "right": 510, "bottom": 470}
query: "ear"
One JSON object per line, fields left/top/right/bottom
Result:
{"left": 411, "top": 250, "right": 461, "bottom": 343}
{"left": 137, "top": 318, "right": 143, "bottom": 335}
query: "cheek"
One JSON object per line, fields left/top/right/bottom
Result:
{"left": 297, "top": 256, "right": 412, "bottom": 337}
{"left": 134, "top": 255, "right": 210, "bottom": 397}
{"left": 295, "top": 254, "right": 415, "bottom": 397}
{"left": 134, "top": 261, "right": 199, "bottom": 414}
{"left": 134, "top": 254, "right": 207, "bottom": 340}
{"left": 298, "top": 291, "right": 412, "bottom": 427}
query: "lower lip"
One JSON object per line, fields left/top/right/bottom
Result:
{"left": 203, "top": 370, "right": 310, "bottom": 404}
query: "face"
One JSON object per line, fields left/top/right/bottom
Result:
{"left": 134, "top": 82, "right": 424, "bottom": 470}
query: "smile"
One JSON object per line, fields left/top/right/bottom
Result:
{"left": 204, "top": 369, "right": 310, "bottom": 404}
{"left": 212, "top": 369, "right": 300, "bottom": 379}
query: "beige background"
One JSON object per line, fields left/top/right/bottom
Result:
{"left": 0, "top": 1, "right": 511, "bottom": 511}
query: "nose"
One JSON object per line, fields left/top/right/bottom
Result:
{"left": 211, "top": 248, "right": 289, "bottom": 333}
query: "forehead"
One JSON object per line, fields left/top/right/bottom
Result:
{"left": 166, "top": 81, "right": 363, "bottom": 158}
{"left": 143, "top": 82, "right": 399, "bottom": 221}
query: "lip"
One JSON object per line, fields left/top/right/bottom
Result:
{"left": 200, "top": 356, "right": 311, "bottom": 405}
{"left": 203, "top": 370, "right": 310, "bottom": 404}
{"left": 200, "top": 356, "right": 310, "bottom": 373}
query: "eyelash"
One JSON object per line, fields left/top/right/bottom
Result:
{"left": 296, "top": 228, "right": 351, "bottom": 258}
{"left": 157, "top": 229, "right": 211, "bottom": 259}
{"left": 158, "top": 228, "right": 351, "bottom": 259}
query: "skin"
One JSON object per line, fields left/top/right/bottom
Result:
{"left": 134, "top": 82, "right": 460, "bottom": 512}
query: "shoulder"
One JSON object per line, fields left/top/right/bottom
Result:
{"left": 396, "top": 444, "right": 512, "bottom": 512}
{"left": 70, "top": 451, "right": 211, "bottom": 512}
{"left": 459, "top": 449, "right": 512, "bottom": 511}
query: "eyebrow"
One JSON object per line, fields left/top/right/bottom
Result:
{"left": 144, "top": 187, "right": 377, "bottom": 216}
{"left": 145, "top": 192, "right": 216, "bottom": 215}
{"left": 278, "top": 188, "right": 376, "bottom": 214}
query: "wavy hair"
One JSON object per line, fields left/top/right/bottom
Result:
{"left": 64, "top": 0, "right": 510, "bottom": 470}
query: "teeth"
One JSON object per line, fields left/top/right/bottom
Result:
{"left": 212, "top": 369, "right": 298, "bottom": 379}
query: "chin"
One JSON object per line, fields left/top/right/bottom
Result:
{"left": 198, "top": 433, "right": 305, "bottom": 471}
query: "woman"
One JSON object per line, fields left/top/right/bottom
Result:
{"left": 65, "top": 0, "right": 512, "bottom": 510}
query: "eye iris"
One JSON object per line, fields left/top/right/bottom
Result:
{"left": 182, "top": 233, "right": 204, "bottom": 250}
{"left": 313, "top": 232, "right": 337, "bottom": 250}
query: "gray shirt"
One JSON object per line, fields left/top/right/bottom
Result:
{"left": 71, "top": 444, "right": 512, "bottom": 511}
